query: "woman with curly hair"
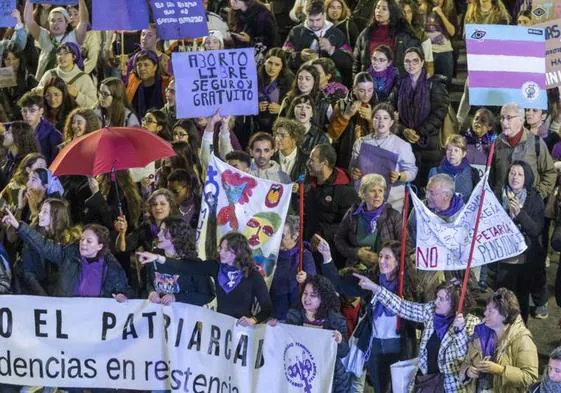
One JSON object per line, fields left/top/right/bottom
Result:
{"left": 95, "top": 77, "right": 140, "bottom": 128}
{"left": 42, "top": 76, "right": 77, "bottom": 132}
{"left": 16, "top": 197, "right": 81, "bottom": 296}
{"left": 137, "top": 232, "right": 272, "bottom": 325}
{"left": 61, "top": 107, "right": 100, "bottom": 147}
{"left": 145, "top": 216, "right": 215, "bottom": 307}
{"left": 270, "top": 273, "right": 350, "bottom": 393}
{"left": 0, "top": 121, "right": 40, "bottom": 190}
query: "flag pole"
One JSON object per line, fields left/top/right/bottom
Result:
{"left": 397, "top": 184, "right": 410, "bottom": 331}
{"left": 298, "top": 182, "right": 304, "bottom": 272}
{"left": 458, "top": 141, "right": 496, "bottom": 313}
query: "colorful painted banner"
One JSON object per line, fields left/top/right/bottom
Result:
{"left": 0, "top": 295, "right": 336, "bottom": 392}
{"left": 196, "top": 154, "right": 291, "bottom": 277}
{"left": 532, "top": 0, "right": 561, "bottom": 22}
{"left": 536, "top": 19, "right": 561, "bottom": 88}
{"left": 0, "top": 0, "right": 15, "bottom": 27}
{"left": 173, "top": 49, "right": 259, "bottom": 118}
{"left": 466, "top": 24, "right": 547, "bottom": 109}
{"left": 92, "top": 0, "right": 149, "bottom": 31}
{"left": 411, "top": 172, "right": 527, "bottom": 271}
{"left": 150, "top": 0, "right": 208, "bottom": 40}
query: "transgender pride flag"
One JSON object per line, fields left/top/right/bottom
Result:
{"left": 466, "top": 24, "right": 547, "bottom": 109}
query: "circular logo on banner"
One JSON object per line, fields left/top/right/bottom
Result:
{"left": 521, "top": 81, "right": 540, "bottom": 102}
{"left": 284, "top": 342, "right": 317, "bottom": 391}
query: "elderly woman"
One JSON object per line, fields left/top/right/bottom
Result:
{"left": 355, "top": 275, "right": 480, "bottom": 393}
{"left": 496, "top": 160, "right": 545, "bottom": 323}
{"left": 350, "top": 102, "right": 418, "bottom": 212}
{"left": 528, "top": 346, "right": 561, "bottom": 392}
{"left": 270, "top": 215, "right": 316, "bottom": 320}
{"left": 463, "top": 108, "right": 496, "bottom": 176}
{"left": 460, "top": 288, "right": 538, "bottom": 393}
{"left": 335, "top": 174, "right": 402, "bottom": 268}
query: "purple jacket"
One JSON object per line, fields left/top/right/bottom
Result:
{"left": 35, "top": 118, "right": 62, "bottom": 164}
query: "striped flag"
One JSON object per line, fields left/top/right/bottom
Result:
{"left": 466, "top": 24, "right": 547, "bottom": 109}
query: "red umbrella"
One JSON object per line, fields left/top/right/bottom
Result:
{"left": 49, "top": 127, "right": 176, "bottom": 177}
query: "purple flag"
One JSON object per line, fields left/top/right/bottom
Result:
{"left": 0, "top": 0, "right": 15, "bottom": 27}
{"left": 353, "top": 143, "right": 398, "bottom": 192}
{"left": 150, "top": 0, "right": 209, "bottom": 40}
{"left": 92, "top": 0, "right": 149, "bottom": 31}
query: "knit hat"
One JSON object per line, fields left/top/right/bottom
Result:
{"left": 58, "top": 42, "right": 84, "bottom": 70}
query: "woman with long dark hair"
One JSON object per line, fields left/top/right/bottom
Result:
{"left": 257, "top": 48, "right": 294, "bottom": 132}
{"left": 137, "top": 232, "right": 273, "bottom": 324}
{"left": 95, "top": 77, "right": 140, "bottom": 128}
{"left": 394, "top": 47, "right": 449, "bottom": 188}
{"left": 0, "top": 121, "right": 40, "bottom": 190}
{"left": 353, "top": 0, "right": 421, "bottom": 76}
{"left": 42, "top": 76, "right": 77, "bottom": 132}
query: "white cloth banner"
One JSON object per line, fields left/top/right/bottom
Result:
{"left": 196, "top": 153, "right": 291, "bottom": 278}
{"left": 0, "top": 296, "right": 336, "bottom": 392}
{"left": 411, "top": 172, "right": 527, "bottom": 270}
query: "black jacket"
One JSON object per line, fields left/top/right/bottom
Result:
{"left": 17, "top": 223, "right": 132, "bottom": 298}
{"left": 353, "top": 26, "right": 421, "bottom": 76}
{"left": 394, "top": 74, "right": 449, "bottom": 164}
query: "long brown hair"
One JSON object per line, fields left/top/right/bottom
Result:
{"left": 62, "top": 108, "right": 101, "bottom": 145}
{"left": 36, "top": 198, "right": 81, "bottom": 244}
{"left": 98, "top": 77, "right": 134, "bottom": 127}
{"left": 99, "top": 171, "right": 142, "bottom": 229}
{"left": 219, "top": 232, "right": 256, "bottom": 277}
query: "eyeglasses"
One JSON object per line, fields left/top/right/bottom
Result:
{"left": 98, "top": 91, "right": 112, "bottom": 98}
{"left": 165, "top": 88, "right": 175, "bottom": 93}
{"left": 56, "top": 50, "right": 72, "bottom": 57}
{"left": 404, "top": 58, "right": 421, "bottom": 65}
{"left": 142, "top": 117, "right": 157, "bottom": 125}
{"left": 500, "top": 115, "right": 519, "bottom": 122}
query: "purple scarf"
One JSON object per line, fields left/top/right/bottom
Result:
{"left": 474, "top": 323, "right": 497, "bottom": 358}
{"left": 439, "top": 157, "right": 470, "bottom": 176}
{"left": 397, "top": 68, "right": 431, "bottom": 130}
{"left": 75, "top": 256, "right": 105, "bottom": 297}
{"left": 373, "top": 274, "right": 398, "bottom": 318}
{"left": 464, "top": 128, "right": 495, "bottom": 151}
{"left": 430, "top": 193, "right": 464, "bottom": 217}
{"left": 433, "top": 312, "right": 454, "bottom": 340}
{"left": 260, "top": 79, "right": 280, "bottom": 103}
{"left": 217, "top": 264, "right": 243, "bottom": 294}
{"left": 368, "top": 65, "right": 398, "bottom": 100}
{"left": 323, "top": 81, "right": 349, "bottom": 98}
{"left": 353, "top": 202, "right": 385, "bottom": 233}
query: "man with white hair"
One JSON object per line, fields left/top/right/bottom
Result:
{"left": 491, "top": 103, "right": 556, "bottom": 199}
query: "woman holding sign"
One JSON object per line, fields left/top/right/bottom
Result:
{"left": 137, "top": 232, "right": 273, "bottom": 325}
{"left": 495, "top": 160, "right": 545, "bottom": 323}
{"left": 350, "top": 102, "right": 417, "bottom": 212}
{"left": 354, "top": 275, "right": 480, "bottom": 393}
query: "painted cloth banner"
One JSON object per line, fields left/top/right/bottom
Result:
{"left": 0, "top": 67, "right": 16, "bottom": 88}
{"left": 0, "top": 295, "right": 336, "bottom": 392}
{"left": 0, "top": 0, "right": 15, "bottom": 27}
{"left": 174, "top": 49, "right": 258, "bottom": 118}
{"left": 150, "top": 0, "right": 208, "bottom": 40}
{"left": 197, "top": 154, "right": 291, "bottom": 277}
{"left": 536, "top": 19, "right": 561, "bottom": 88}
{"left": 92, "top": 0, "right": 149, "bottom": 31}
{"left": 411, "top": 172, "right": 527, "bottom": 271}
{"left": 466, "top": 24, "right": 547, "bottom": 109}
{"left": 532, "top": 0, "right": 561, "bottom": 22}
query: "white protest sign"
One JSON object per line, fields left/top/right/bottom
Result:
{"left": 0, "top": 67, "right": 16, "bottom": 88}
{"left": 412, "top": 172, "right": 527, "bottom": 270}
{"left": 0, "top": 296, "right": 336, "bottom": 392}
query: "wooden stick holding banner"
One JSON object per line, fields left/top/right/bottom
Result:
{"left": 397, "top": 184, "right": 410, "bottom": 331}
{"left": 458, "top": 141, "right": 496, "bottom": 313}
{"left": 120, "top": 31, "right": 126, "bottom": 76}
{"left": 298, "top": 182, "right": 304, "bottom": 272}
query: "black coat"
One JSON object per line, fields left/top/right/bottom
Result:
{"left": 17, "top": 223, "right": 132, "bottom": 298}
{"left": 353, "top": 26, "right": 421, "bottom": 76}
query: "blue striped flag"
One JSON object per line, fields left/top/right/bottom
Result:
{"left": 466, "top": 24, "right": 547, "bottom": 109}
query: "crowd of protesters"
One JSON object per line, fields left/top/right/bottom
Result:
{"left": 1, "top": 0, "right": 561, "bottom": 392}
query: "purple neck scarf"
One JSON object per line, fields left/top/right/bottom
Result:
{"left": 474, "top": 323, "right": 497, "bottom": 358}
{"left": 373, "top": 274, "right": 398, "bottom": 318}
{"left": 217, "top": 264, "right": 243, "bottom": 294}
{"left": 439, "top": 157, "right": 470, "bottom": 176}
{"left": 75, "top": 255, "right": 105, "bottom": 297}
{"left": 261, "top": 79, "right": 280, "bottom": 103}
{"left": 433, "top": 312, "right": 454, "bottom": 340}
{"left": 430, "top": 193, "right": 464, "bottom": 217}
{"left": 353, "top": 202, "right": 385, "bottom": 233}
{"left": 368, "top": 65, "right": 398, "bottom": 99}
{"left": 464, "top": 128, "right": 495, "bottom": 152}
{"left": 397, "top": 68, "right": 431, "bottom": 129}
